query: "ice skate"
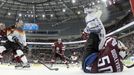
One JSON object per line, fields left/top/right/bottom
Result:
{"left": 15, "top": 63, "right": 23, "bottom": 69}
{"left": 22, "top": 63, "right": 30, "bottom": 68}
{"left": 0, "top": 55, "right": 3, "bottom": 59}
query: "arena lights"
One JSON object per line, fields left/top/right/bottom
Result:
{"left": 18, "top": 13, "right": 22, "bottom": 17}
{"left": 113, "top": 0, "right": 116, "bottom": 4}
{"left": 62, "top": 8, "right": 66, "bottom": 12}
{"left": 92, "top": 2, "right": 95, "bottom": 5}
{"left": 50, "top": 14, "right": 54, "bottom": 17}
{"left": 28, "top": 14, "right": 31, "bottom": 17}
{"left": 89, "top": 3, "right": 92, "bottom": 6}
{"left": 36, "top": 15, "right": 38, "bottom": 17}
{"left": 97, "top": 0, "right": 100, "bottom": 3}
{"left": 31, "top": 15, "right": 34, "bottom": 17}
{"left": 8, "top": 12, "right": 11, "bottom": 16}
{"left": 71, "top": 0, "right": 76, "bottom": 4}
{"left": 42, "top": 14, "right": 45, "bottom": 18}
{"left": 77, "top": 11, "right": 81, "bottom": 14}
{"left": 25, "top": 15, "right": 27, "bottom": 17}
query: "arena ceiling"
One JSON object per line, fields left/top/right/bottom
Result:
{"left": 0, "top": 0, "right": 130, "bottom": 26}
{"left": 0, "top": 0, "right": 91, "bottom": 20}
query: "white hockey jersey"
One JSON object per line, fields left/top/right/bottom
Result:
{"left": 84, "top": 8, "right": 106, "bottom": 50}
{"left": 7, "top": 29, "right": 27, "bottom": 46}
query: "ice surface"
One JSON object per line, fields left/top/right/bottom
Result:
{"left": 0, "top": 64, "right": 133, "bottom": 75}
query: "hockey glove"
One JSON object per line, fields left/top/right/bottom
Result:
{"left": 23, "top": 46, "right": 29, "bottom": 53}
{"left": 12, "top": 36, "right": 19, "bottom": 43}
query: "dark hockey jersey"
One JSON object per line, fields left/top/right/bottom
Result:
{"left": 52, "top": 42, "right": 65, "bottom": 54}
{"left": 91, "top": 37, "right": 123, "bottom": 73}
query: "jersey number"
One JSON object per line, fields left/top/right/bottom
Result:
{"left": 98, "top": 56, "right": 113, "bottom": 72}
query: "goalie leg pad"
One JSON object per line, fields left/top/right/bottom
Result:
{"left": 83, "top": 53, "right": 97, "bottom": 73}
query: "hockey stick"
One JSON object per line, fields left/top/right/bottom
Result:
{"left": 55, "top": 52, "right": 70, "bottom": 68}
{"left": 124, "top": 64, "right": 134, "bottom": 68}
{"left": 123, "top": 58, "right": 134, "bottom": 68}
{"left": 38, "top": 60, "right": 59, "bottom": 71}
{"left": 122, "top": 50, "right": 134, "bottom": 68}
{"left": 56, "top": 52, "right": 72, "bottom": 61}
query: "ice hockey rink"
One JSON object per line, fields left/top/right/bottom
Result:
{"left": 0, "top": 64, "right": 134, "bottom": 75}
{"left": 0, "top": 0, "right": 134, "bottom": 75}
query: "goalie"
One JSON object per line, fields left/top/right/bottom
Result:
{"left": 82, "top": 6, "right": 128, "bottom": 73}
{"left": 0, "top": 20, "right": 30, "bottom": 68}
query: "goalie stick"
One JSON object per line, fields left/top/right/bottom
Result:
{"left": 38, "top": 60, "right": 59, "bottom": 71}
{"left": 124, "top": 64, "right": 134, "bottom": 68}
{"left": 122, "top": 50, "right": 134, "bottom": 68}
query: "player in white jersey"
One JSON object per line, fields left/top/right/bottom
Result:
{"left": 82, "top": 7, "right": 106, "bottom": 71}
{"left": 84, "top": 7, "right": 106, "bottom": 50}
{"left": 82, "top": 7, "right": 128, "bottom": 73}
{"left": 0, "top": 20, "right": 30, "bottom": 68}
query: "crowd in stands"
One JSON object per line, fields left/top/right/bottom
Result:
{"left": 0, "top": 42, "right": 83, "bottom": 64}
{"left": 120, "top": 34, "right": 134, "bottom": 50}
{"left": 106, "top": 11, "right": 134, "bottom": 33}
{"left": 1, "top": 49, "right": 82, "bottom": 64}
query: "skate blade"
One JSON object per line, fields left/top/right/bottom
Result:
{"left": 15, "top": 66, "right": 31, "bottom": 70}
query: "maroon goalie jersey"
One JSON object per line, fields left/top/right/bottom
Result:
{"left": 91, "top": 37, "right": 123, "bottom": 73}
{"left": 52, "top": 42, "right": 65, "bottom": 54}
